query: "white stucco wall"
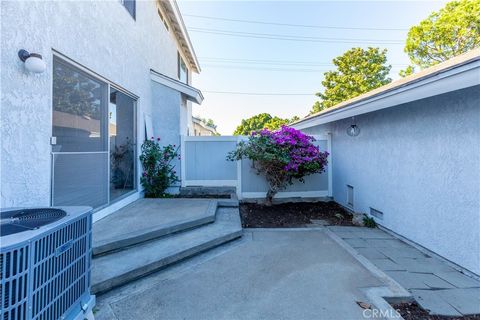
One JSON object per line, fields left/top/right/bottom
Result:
{"left": 1, "top": 1, "right": 188, "bottom": 207}
{"left": 301, "top": 86, "right": 480, "bottom": 275}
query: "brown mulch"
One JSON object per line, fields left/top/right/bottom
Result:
{"left": 393, "top": 302, "right": 480, "bottom": 320}
{"left": 239, "top": 201, "right": 354, "bottom": 228}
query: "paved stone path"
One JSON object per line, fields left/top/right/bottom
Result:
{"left": 328, "top": 226, "right": 480, "bottom": 316}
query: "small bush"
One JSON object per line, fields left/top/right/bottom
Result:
{"left": 139, "top": 137, "right": 180, "bottom": 198}
{"left": 227, "top": 126, "right": 329, "bottom": 205}
{"left": 363, "top": 216, "right": 377, "bottom": 228}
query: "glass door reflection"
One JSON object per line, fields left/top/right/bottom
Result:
{"left": 109, "top": 89, "right": 136, "bottom": 201}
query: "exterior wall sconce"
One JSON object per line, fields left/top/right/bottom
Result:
{"left": 346, "top": 117, "right": 360, "bottom": 137}
{"left": 18, "top": 49, "right": 46, "bottom": 73}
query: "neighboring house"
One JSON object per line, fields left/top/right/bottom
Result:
{"left": 0, "top": 0, "right": 203, "bottom": 219}
{"left": 192, "top": 116, "right": 219, "bottom": 136}
{"left": 292, "top": 49, "right": 480, "bottom": 275}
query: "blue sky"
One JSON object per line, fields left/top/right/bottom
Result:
{"left": 178, "top": 1, "right": 447, "bottom": 134}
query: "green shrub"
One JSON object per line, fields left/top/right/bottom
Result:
{"left": 363, "top": 216, "right": 377, "bottom": 228}
{"left": 139, "top": 138, "right": 179, "bottom": 198}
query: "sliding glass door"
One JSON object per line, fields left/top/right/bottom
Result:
{"left": 52, "top": 57, "right": 136, "bottom": 209}
{"left": 109, "top": 89, "right": 136, "bottom": 201}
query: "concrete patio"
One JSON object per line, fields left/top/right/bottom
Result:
{"left": 94, "top": 229, "right": 401, "bottom": 320}
{"left": 90, "top": 197, "right": 480, "bottom": 319}
{"left": 329, "top": 226, "right": 480, "bottom": 317}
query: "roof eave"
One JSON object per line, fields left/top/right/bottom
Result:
{"left": 160, "top": 0, "right": 201, "bottom": 73}
{"left": 292, "top": 49, "right": 480, "bottom": 130}
{"left": 151, "top": 69, "right": 204, "bottom": 104}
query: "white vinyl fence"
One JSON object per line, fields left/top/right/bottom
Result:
{"left": 180, "top": 135, "right": 332, "bottom": 199}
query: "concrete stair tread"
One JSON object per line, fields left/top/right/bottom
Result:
{"left": 93, "top": 199, "right": 217, "bottom": 255}
{"left": 92, "top": 207, "right": 242, "bottom": 294}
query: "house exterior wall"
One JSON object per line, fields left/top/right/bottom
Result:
{"left": 301, "top": 86, "right": 480, "bottom": 275}
{"left": 151, "top": 81, "right": 181, "bottom": 187}
{"left": 0, "top": 1, "right": 188, "bottom": 208}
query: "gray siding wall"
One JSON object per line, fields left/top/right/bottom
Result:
{"left": 1, "top": 1, "right": 182, "bottom": 207}
{"left": 151, "top": 82, "right": 182, "bottom": 186}
{"left": 301, "top": 86, "right": 480, "bottom": 275}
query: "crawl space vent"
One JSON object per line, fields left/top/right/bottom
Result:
{"left": 370, "top": 208, "right": 384, "bottom": 220}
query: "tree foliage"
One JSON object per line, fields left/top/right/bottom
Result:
{"left": 401, "top": 0, "right": 480, "bottom": 76}
{"left": 227, "top": 126, "right": 329, "bottom": 205}
{"left": 53, "top": 62, "right": 103, "bottom": 119}
{"left": 196, "top": 117, "right": 217, "bottom": 129}
{"left": 233, "top": 113, "right": 298, "bottom": 135}
{"left": 311, "top": 47, "right": 392, "bottom": 114}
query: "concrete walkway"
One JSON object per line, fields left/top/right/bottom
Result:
{"left": 93, "top": 199, "right": 216, "bottom": 255}
{"left": 329, "top": 226, "right": 480, "bottom": 316}
{"left": 95, "top": 229, "right": 391, "bottom": 320}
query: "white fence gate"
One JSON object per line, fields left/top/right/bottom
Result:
{"left": 180, "top": 135, "right": 332, "bottom": 199}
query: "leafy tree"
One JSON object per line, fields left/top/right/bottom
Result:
{"left": 205, "top": 118, "right": 216, "bottom": 128}
{"left": 310, "top": 101, "right": 326, "bottom": 114}
{"left": 401, "top": 0, "right": 480, "bottom": 76}
{"left": 399, "top": 65, "right": 416, "bottom": 77}
{"left": 233, "top": 113, "right": 298, "bottom": 135}
{"left": 53, "top": 62, "right": 103, "bottom": 119}
{"left": 195, "top": 116, "right": 217, "bottom": 129}
{"left": 311, "top": 47, "right": 392, "bottom": 113}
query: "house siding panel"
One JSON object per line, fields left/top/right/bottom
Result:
{"left": 300, "top": 86, "right": 480, "bottom": 275}
{"left": 1, "top": 1, "right": 184, "bottom": 207}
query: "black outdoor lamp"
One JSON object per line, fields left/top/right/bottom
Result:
{"left": 346, "top": 117, "right": 360, "bottom": 137}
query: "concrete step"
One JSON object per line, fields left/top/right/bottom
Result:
{"left": 91, "top": 207, "right": 243, "bottom": 294}
{"left": 179, "top": 186, "right": 236, "bottom": 197}
{"left": 93, "top": 199, "right": 217, "bottom": 256}
{"left": 178, "top": 187, "right": 239, "bottom": 207}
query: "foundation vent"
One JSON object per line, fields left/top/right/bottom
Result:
{"left": 347, "top": 185, "right": 354, "bottom": 208}
{"left": 370, "top": 208, "right": 384, "bottom": 220}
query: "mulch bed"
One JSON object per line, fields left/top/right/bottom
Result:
{"left": 239, "top": 201, "right": 354, "bottom": 228}
{"left": 393, "top": 302, "right": 480, "bottom": 320}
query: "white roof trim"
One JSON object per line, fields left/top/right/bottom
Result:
{"left": 169, "top": 0, "right": 200, "bottom": 71}
{"left": 150, "top": 70, "right": 204, "bottom": 105}
{"left": 292, "top": 51, "right": 480, "bottom": 130}
{"left": 159, "top": 0, "right": 201, "bottom": 73}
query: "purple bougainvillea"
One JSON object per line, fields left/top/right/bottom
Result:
{"left": 227, "top": 126, "right": 329, "bottom": 205}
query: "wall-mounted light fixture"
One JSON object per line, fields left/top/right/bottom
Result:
{"left": 346, "top": 117, "right": 360, "bottom": 137}
{"left": 18, "top": 49, "right": 46, "bottom": 73}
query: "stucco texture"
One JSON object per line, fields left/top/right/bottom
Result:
{"left": 1, "top": 1, "right": 183, "bottom": 207}
{"left": 302, "top": 86, "right": 480, "bottom": 275}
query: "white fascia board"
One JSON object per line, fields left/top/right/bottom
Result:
{"left": 292, "top": 61, "right": 480, "bottom": 130}
{"left": 169, "top": 0, "right": 201, "bottom": 72}
{"left": 150, "top": 70, "right": 204, "bottom": 105}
